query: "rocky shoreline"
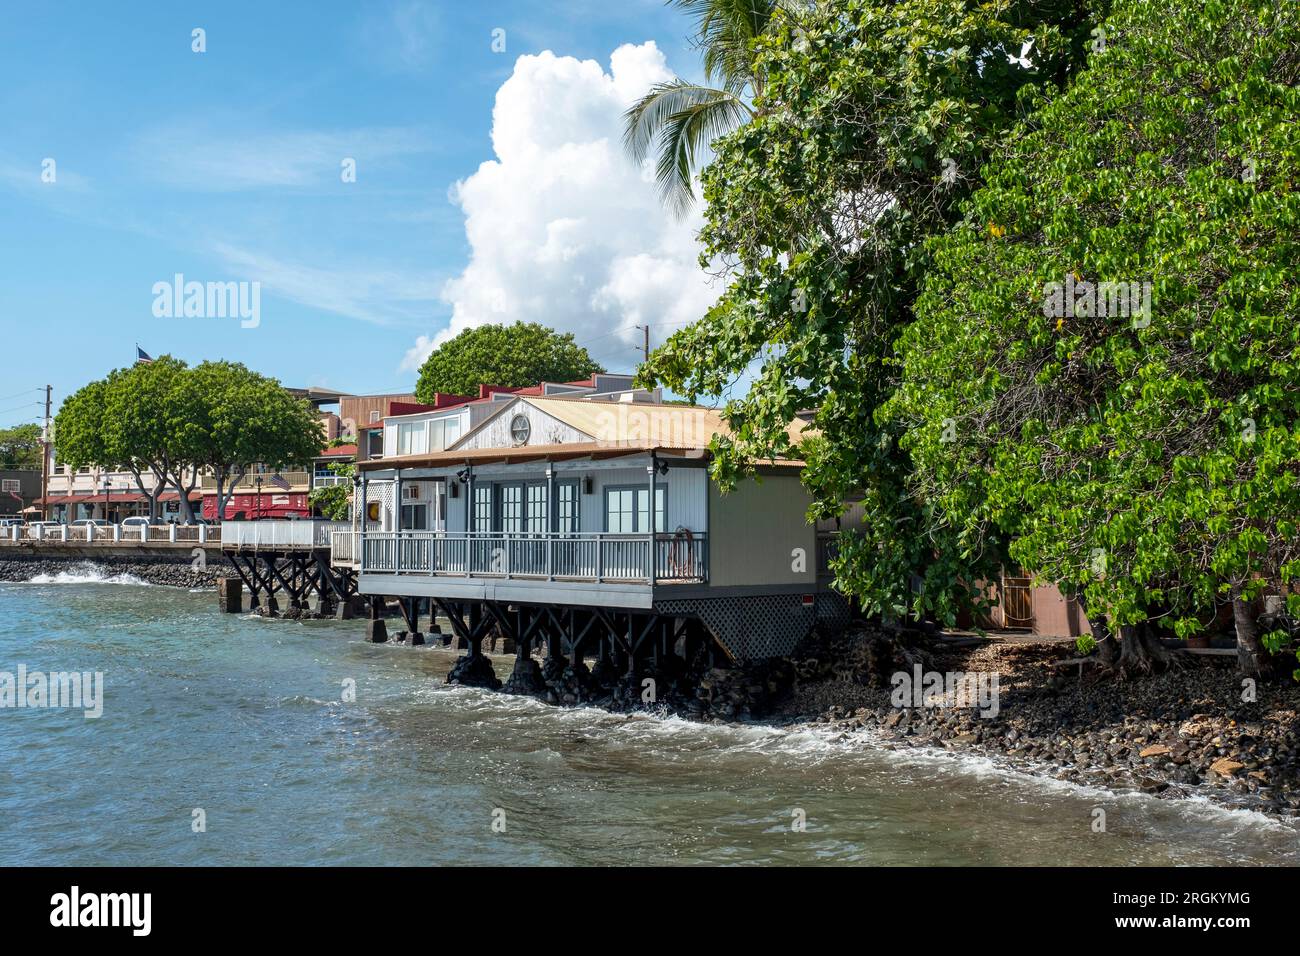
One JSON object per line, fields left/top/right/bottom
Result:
{"left": 0, "top": 557, "right": 220, "bottom": 589}
{"left": 481, "top": 627, "right": 1300, "bottom": 821}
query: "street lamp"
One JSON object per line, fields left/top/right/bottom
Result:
{"left": 102, "top": 476, "right": 112, "bottom": 523}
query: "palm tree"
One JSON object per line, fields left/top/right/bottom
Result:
{"left": 623, "top": 0, "right": 785, "bottom": 218}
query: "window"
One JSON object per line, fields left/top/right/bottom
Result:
{"left": 1, "top": 479, "right": 19, "bottom": 493}
{"left": 604, "top": 485, "right": 665, "bottom": 533}
{"left": 509, "top": 414, "right": 531, "bottom": 445}
{"left": 369, "top": 410, "right": 380, "bottom": 423}
{"left": 605, "top": 488, "right": 635, "bottom": 533}
{"left": 445, "top": 417, "right": 461, "bottom": 446}
{"left": 525, "top": 482, "right": 548, "bottom": 534}
{"left": 472, "top": 484, "right": 493, "bottom": 533}
{"left": 498, "top": 483, "right": 523, "bottom": 533}
{"left": 397, "top": 422, "right": 427, "bottom": 456}
{"left": 556, "top": 479, "right": 579, "bottom": 534}
{"left": 400, "top": 504, "right": 428, "bottom": 531}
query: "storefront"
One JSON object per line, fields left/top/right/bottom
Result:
{"left": 202, "top": 491, "right": 310, "bottom": 521}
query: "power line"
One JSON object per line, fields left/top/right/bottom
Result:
{"left": 0, "top": 387, "right": 42, "bottom": 403}
{"left": 0, "top": 401, "right": 42, "bottom": 417}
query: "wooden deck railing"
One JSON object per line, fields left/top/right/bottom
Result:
{"left": 353, "top": 531, "right": 708, "bottom": 584}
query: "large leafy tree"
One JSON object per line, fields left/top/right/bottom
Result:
{"left": 894, "top": 0, "right": 1300, "bottom": 675}
{"left": 58, "top": 358, "right": 187, "bottom": 520}
{"left": 414, "top": 322, "right": 604, "bottom": 402}
{"left": 184, "top": 361, "right": 324, "bottom": 520}
{"left": 56, "top": 358, "right": 323, "bottom": 522}
{"left": 640, "top": 0, "right": 1106, "bottom": 626}
{"left": 0, "top": 424, "right": 43, "bottom": 469}
{"left": 623, "top": 0, "right": 784, "bottom": 217}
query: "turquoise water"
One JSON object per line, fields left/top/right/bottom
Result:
{"left": 1, "top": 568, "right": 1297, "bottom": 866}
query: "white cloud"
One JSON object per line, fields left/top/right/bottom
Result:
{"left": 401, "top": 41, "right": 719, "bottom": 373}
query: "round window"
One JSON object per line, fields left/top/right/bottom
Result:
{"left": 509, "top": 414, "right": 531, "bottom": 446}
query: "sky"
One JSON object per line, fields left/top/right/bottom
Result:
{"left": 0, "top": 0, "right": 724, "bottom": 428}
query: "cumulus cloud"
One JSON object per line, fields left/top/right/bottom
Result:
{"left": 400, "top": 42, "right": 719, "bottom": 373}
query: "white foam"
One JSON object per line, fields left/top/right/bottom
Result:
{"left": 22, "top": 562, "right": 152, "bottom": 587}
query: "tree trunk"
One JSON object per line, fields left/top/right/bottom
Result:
{"left": 1077, "top": 595, "right": 1118, "bottom": 665}
{"left": 1113, "top": 621, "right": 1174, "bottom": 677}
{"left": 1232, "top": 593, "right": 1267, "bottom": 678}
{"left": 1092, "top": 617, "right": 1119, "bottom": 666}
{"left": 214, "top": 470, "right": 227, "bottom": 521}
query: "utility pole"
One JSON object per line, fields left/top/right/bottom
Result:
{"left": 635, "top": 324, "right": 650, "bottom": 366}
{"left": 40, "top": 384, "right": 51, "bottom": 522}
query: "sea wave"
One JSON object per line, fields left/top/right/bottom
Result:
{"left": 22, "top": 563, "right": 152, "bottom": 587}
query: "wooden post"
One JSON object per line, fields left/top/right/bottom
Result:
{"left": 217, "top": 576, "right": 242, "bottom": 613}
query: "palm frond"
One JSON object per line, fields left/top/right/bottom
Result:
{"left": 672, "top": 0, "right": 783, "bottom": 86}
{"left": 651, "top": 90, "right": 754, "bottom": 218}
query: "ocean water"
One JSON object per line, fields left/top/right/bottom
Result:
{"left": 1, "top": 567, "right": 1297, "bottom": 866}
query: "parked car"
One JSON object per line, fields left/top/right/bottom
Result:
{"left": 120, "top": 516, "right": 151, "bottom": 529}
{"left": 71, "top": 518, "right": 110, "bottom": 528}
{"left": 0, "top": 517, "right": 25, "bottom": 528}
{"left": 27, "top": 521, "right": 62, "bottom": 533}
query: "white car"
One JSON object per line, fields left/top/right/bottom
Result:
{"left": 120, "top": 516, "right": 151, "bottom": 529}
{"left": 71, "top": 518, "right": 111, "bottom": 528}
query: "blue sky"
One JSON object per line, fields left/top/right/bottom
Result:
{"left": 0, "top": 0, "right": 713, "bottom": 427}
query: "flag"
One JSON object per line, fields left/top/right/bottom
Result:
{"left": 267, "top": 473, "right": 291, "bottom": 491}
{"left": 136, "top": 346, "right": 153, "bottom": 365}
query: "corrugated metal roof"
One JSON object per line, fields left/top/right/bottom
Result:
{"left": 360, "top": 395, "right": 808, "bottom": 472}
{"left": 454, "top": 395, "right": 809, "bottom": 451}
{"left": 360, "top": 441, "right": 802, "bottom": 472}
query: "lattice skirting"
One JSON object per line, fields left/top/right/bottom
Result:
{"left": 654, "top": 594, "right": 822, "bottom": 662}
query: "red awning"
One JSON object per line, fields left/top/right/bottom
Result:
{"left": 157, "top": 491, "right": 203, "bottom": 502}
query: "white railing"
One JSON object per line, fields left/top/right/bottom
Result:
{"left": 220, "top": 519, "right": 350, "bottom": 550}
{"left": 330, "top": 525, "right": 377, "bottom": 565}
{"left": 0, "top": 523, "right": 221, "bottom": 545}
{"left": 358, "top": 531, "right": 708, "bottom": 584}
{"left": 311, "top": 475, "right": 351, "bottom": 487}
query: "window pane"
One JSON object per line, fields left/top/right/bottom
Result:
{"left": 557, "top": 481, "right": 578, "bottom": 534}
{"left": 473, "top": 485, "right": 493, "bottom": 533}
{"left": 500, "top": 484, "right": 523, "bottom": 533}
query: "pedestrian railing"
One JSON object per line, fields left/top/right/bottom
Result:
{"left": 356, "top": 531, "right": 708, "bottom": 584}
{"left": 0, "top": 523, "right": 221, "bottom": 545}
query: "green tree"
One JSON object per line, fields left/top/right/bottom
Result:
{"left": 56, "top": 358, "right": 325, "bottom": 523}
{"left": 894, "top": 0, "right": 1300, "bottom": 675}
{"left": 415, "top": 323, "right": 604, "bottom": 402}
{"left": 308, "top": 462, "right": 354, "bottom": 520}
{"left": 0, "top": 424, "right": 43, "bottom": 469}
{"left": 640, "top": 0, "right": 1106, "bottom": 627}
{"left": 58, "top": 359, "right": 188, "bottom": 521}
{"left": 187, "top": 361, "right": 324, "bottom": 520}
{"left": 623, "top": 0, "right": 784, "bottom": 217}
